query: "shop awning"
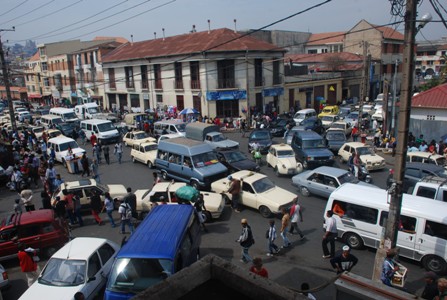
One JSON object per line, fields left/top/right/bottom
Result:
{"left": 28, "top": 94, "right": 42, "bottom": 98}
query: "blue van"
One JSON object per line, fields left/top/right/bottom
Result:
{"left": 104, "top": 204, "right": 201, "bottom": 300}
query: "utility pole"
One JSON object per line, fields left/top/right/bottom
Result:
{"left": 390, "top": 59, "right": 400, "bottom": 137}
{"left": 0, "top": 27, "right": 16, "bottom": 131}
{"left": 382, "top": 80, "right": 389, "bottom": 138}
{"left": 372, "top": 0, "right": 418, "bottom": 282}
{"left": 359, "top": 41, "right": 370, "bottom": 124}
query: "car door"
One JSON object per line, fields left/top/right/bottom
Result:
{"left": 0, "top": 227, "right": 19, "bottom": 259}
{"left": 82, "top": 251, "right": 104, "bottom": 299}
{"left": 17, "top": 224, "right": 43, "bottom": 254}
{"left": 96, "top": 243, "right": 117, "bottom": 292}
{"left": 305, "top": 172, "right": 328, "bottom": 196}
{"left": 134, "top": 144, "right": 144, "bottom": 163}
{"left": 241, "top": 182, "right": 258, "bottom": 210}
{"left": 266, "top": 148, "right": 275, "bottom": 167}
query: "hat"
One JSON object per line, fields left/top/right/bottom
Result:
{"left": 241, "top": 218, "right": 248, "bottom": 224}
{"left": 159, "top": 196, "right": 165, "bottom": 201}
{"left": 424, "top": 271, "right": 438, "bottom": 280}
{"left": 342, "top": 245, "right": 350, "bottom": 251}
{"left": 227, "top": 175, "right": 233, "bottom": 180}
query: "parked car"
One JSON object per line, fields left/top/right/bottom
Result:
{"left": 0, "top": 209, "right": 69, "bottom": 261}
{"left": 294, "top": 116, "right": 325, "bottom": 135}
{"left": 321, "top": 115, "right": 340, "bottom": 129}
{"left": 19, "top": 237, "right": 120, "bottom": 300}
{"left": 343, "top": 111, "right": 370, "bottom": 127}
{"left": 291, "top": 130, "right": 335, "bottom": 170}
{"left": 211, "top": 170, "right": 296, "bottom": 217}
{"left": 406, "top": 151, "right": 446, "bottom": 168}
{"left": 323, "top": 129, "right": 347, "bottom": 153}
{"left": 318, "top": 105, "right": 339, "bottom": 118}
{"left": 269, "top": 118, "right": 294, "bottom": 137}
{"left": 338, "top": 142, "right": 386, "bottom": 171}
{"left": 52, "top": 179, "right": 127, "bottom": 208}
{"left": 216, "top": 149, "right": 260, "bottom": 173}
{"left": 338, "top": 106, "right": 351, "bottom": 119}
{"left": 46, "top": 129, "right": 63, "bottom": 139}
{"left": 46, "top": 136, "right": 85, "bottom": 166}
{"left": 55, "top": 122, "right": 76, "bottom": 137}
{"left": 284, "top": 127, "right": 305, "bottom": 145}
{"left": 130, "top": 141, "right": 158, "bottom": 168}
{"left": 328, "top": 121, "right": 352, "bottom": 136}
{"left": 387, "top": 162, "right": 447, "bottom": 192}
{"left": 292, "top": 166, "right": 377, "bottom": 198}
{"left": 266, "top": 143, "right": 303, "bottom": 176}
{"left": 248, "top": 129, "right": 273, "bottom": 154}
{"left": 371, "top": 107, "right": 384, "bottom": 121}
{"left": 122, "top": 130, "right": 155, "bottom": 147}
{"left": 134, "top": 181, "right": 225, "bottom": 221}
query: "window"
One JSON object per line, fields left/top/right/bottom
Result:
{"left": 190, "top": 61, "right": 200, "bottom": 89}
{"left": 44, "top": 78, "right": 50, "bottom": 87}
{"left": 98, "top": 243, "right": 116, "bottom": 265}
{"left": 125, "top": 66, "right": 134, "bottom": 89}
{"left": 273, "top": 60, "right": 281, "bottom": 85}
{"left": 254, "top": 59, "right": 263, "bottom": 87}
{"left": 154, "top": 64, "right": 162, "bottom": 89}
{"left": 425, "top": 220, "right": 447, "bottom": 239}
{"left": 141, "top": 65, "right": 148, "bottom": 89}
{"left": 415, "top": 187, "right": 437, "bottom": 199}
{"left": 380, "top": 212, "right": 417, "bottom": 233}
{"left": 42, "top": 62, "right": 48, "bottom": 71}
{"left": 18, "top": 225, "right": 40, "bottom": 238}
{"left": 334, "top": 200, "right": 378, "bottom": 224}
{"left": 174, "top": 62, "right": 183, "bottom": 89}
{"left": 216, "top": 99, "right": 238, "bottom": 118}
{"left": 156, "top": 94, "right": 163, "bottom": 103}
{"left": 87, "top": 253, "right": 101, "bottom": 278}
{"left": 108, "top": 68, "right": 116, "bottom": 89}
{"left": 308, "top": 49, "right": 317, "bottom": 54}
{"left": 217, "top": 60, "right": 235, "bottom": 88}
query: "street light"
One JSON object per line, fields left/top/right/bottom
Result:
{"left": 417, "top": 13, "right": 433, "bottom": 32}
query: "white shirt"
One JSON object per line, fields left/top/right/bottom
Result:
{"left": 325, "top": 216, "right": 337, "bottom": 233}
{"left": 291, "top": 204, "right": 301, "bottom": 223}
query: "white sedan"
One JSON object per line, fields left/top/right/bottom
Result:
{"left": 266, "top": 144, "right": 303, "bottom": 176}
{"left": 211, "top": 170, "right": 296, "bottom": 217}
{"left": 338, "top": 142, "right": 386, "bottom": 171}
{"left": 130, "top": 141, "right": 158, "bottom": 168}
{"left": 122, "top": 130, "right": 156, "bottom": 147}
{"left": 19, "top": 237, "right": 120, "bottom": 300}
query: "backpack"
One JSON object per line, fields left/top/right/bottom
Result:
{"left": 121, "top": 203, "right": 132, "bottom": 219}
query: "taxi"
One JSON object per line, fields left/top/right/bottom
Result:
{"left": 338, "top": 142, "right": 386, "bottom": 171}
{"left": 130, "top": 141, "right": 158, "bottom": 168}
{"left": 211, "top": 170, "right": 296, "bottom": 217}
{"left": 122, "top": 130, "right": 156, "bottom": 147}
{"left": 266, "top": 143, "right": 303, "bottom": 176}
{"left": 318, "top": 105, "right": 339, "bottom": 118}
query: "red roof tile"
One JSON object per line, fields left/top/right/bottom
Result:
{"left": 375, "top": 25, "right": 404, "bottom": 40}
{"left": 411, "top": 83, "right": 447, "bottom": 109}
{"left": 103, "top": 28, "right": 283, "bottom": 63}
{"left": 28, "top": 51, "right": 40, "bottom": 61}
{"left": 306, "top": 32, "right": 345, "bottom": 45}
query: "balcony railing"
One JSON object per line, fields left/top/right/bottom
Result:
{"left": 155, "top": 79, "right": 162, "bottom": 90}
{"left": 190, "top": 79, "right": 201, "bottom": 90}
{"left": 218, "top": 78, "right": 235, "bottom": 89}
{"left": 175, "top": 80, "right": 184, "bottom": 90}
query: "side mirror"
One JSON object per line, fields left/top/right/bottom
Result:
{"left": 87, "top": 276, "right": 96, "bottom": 283}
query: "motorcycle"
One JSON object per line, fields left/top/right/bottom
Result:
{"left": 249, "top": 143, "right": 263, "bottom": 167}
{"left": 348, "top": 163, "right": 372, "bottom": 183}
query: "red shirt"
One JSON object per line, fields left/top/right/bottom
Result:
{"left": 18, "top": 251, "right": 37, "bottom": 272}
{"left": 249, "top": 266, "right": 268, "bottom": 278}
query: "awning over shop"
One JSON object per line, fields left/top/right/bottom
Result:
{"left": 262, "top": 87, "right": 284, "bottom": 97}
{"left": 206, "top": 90, "right": 247, "bottom": 101}
{"left": 28, "top": 94, "right": 42, "bottom": 98}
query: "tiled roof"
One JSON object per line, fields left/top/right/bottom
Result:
{"left": 412, "top": 83, "right": 447, "bottom": 109}
{"left": 286, "top": 52, "right": 364, "bottom": 71}
{"left": 103, "top": 28, "right": 284, "bottom": 63}
{"left": 306, "top": 32, "right": 345, "bottom": 45}
{"left": 375, "top": 25, "right": 404, "bottom": 40}
{"left": 93, "top": 36, "right": 129, "bottom": 44}
{"left": 28, "top": 51, "right": 40, "bottom": 61}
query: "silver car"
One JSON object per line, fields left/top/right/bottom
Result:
{"left": 291, "top": 166, "right": 376, "bottom": 198}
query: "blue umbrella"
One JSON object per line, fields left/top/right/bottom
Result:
{"left": 179, "top": 107, "right": 199, "bottom": 115}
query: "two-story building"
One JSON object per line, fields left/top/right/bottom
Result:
{"left": 101, "top": 28, "right": 286, "bottom": 118}
{"left": 415, "top": 37, "right": 447, "bottom": 79}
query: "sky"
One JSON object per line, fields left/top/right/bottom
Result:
{"left": 1, "top": 0, "right": 446, "bottom": 46}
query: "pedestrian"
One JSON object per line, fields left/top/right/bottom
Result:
{"left": 249, "top": 257, "right": 268, "bottom": 278}
{"left": 227, "top": 175, "right": 241, "bottom": 213}
{"left": 421, "top": 271, "right": 438, "bottom": 300}
{"left": 54, "top": 173, "right": 64, "bottom": 188}
{"left": 29, "top": 153, "right": 39, "bottom": 188}
{"left": 266, "top": 219, "right": 280, "bottom": 256}
{"left": 41, "top": 191, "right": 52, "bottom": 210}
{"left": 352, "top": 126, "right": 359, "bottom": 142}
{"left": 102, "top": 192, "right": 116, "bottom": 228}
{"left": 152, "top": 171, "right": 161, "bottom": 186}
{"left": 322, "top": 210, "right": 337, "bottom": 258}
{"left": 123, "top": 187, "right": 137, "bottom": 218}
{"left": 20, "top": 189, "right": 35, "bottom": 211}
{"left": 53, "top": 196, "right": 67, "bottom": 225}
{"left": 14, "top": 198, "right": 23, "bottom": 213}
{"left": 380, "top": 249, "right": 399, "bottom": 287}
{"left": 435, "top": 278, "right": 447, "bottom": 300}
{"left": 72, "top": 194, "right": 84, "bottom": 227}
{"left": 280, "top": 207, "right": 291, "bottom": 248}
{"left": 17, "top": 243, "right": 39, "bottom": 287}
{"left": 90, "top": 132, "right": 97, "bottom": 147}
{"left": 194, "top": 193, "right": 207, "bottom": 232}
{"left": 81, "top": 153, "right": 90, "bottom": 177}
{"left": 289, "top": 197, "right": 305, "bottom": 240}
{"left": 62, "top": 189, "right": 76, "bottom": 226}
{"left": 96, "top": 141, "right": 102, "bottom": 164}
{"left": 329, "top": 245, "right": 358, "bottom": 274}
{"left": 300, "top": 282, "right": 317, "bottom": 300}
{"left": 90, "top": 189, "right": 103, "bottom": 225}
{"left": 114, "top": 141, "right": 123, "bottom": 164}
{"left": 90, "top": 158, "right": 100, "bottom": 183}
{"left": 119, "top": 199, "right": 134, "bottom": 234}
{"left": 103, "top": 144, "right": 110, "bottom": 165}
{"left": 38, "top": 157, "right": 48, "bottom": 188}
{"left": 235, "top": 218, "right": 255, "bottom": 263}
{"left": 45, "top": 162, "right": 57, "bottom": 194}
{"left": 240, "top": 118, "right": 246, "bottom": 137}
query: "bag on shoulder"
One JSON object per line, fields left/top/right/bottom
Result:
{"left": 125, "top": 204, "right": 132, "bottom": 219}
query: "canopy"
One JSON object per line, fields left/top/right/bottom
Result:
{"left": 179, "top": 108, "right": 200, "bottom": 115}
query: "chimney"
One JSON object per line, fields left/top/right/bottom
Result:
{"left": 162, "top": 28, "right": 165, "bottom": 41}
{"left": 234, "top": 19, "right": 237, "bottom": 33}
{"left": 130, "top": 34, "right": 134, "bottom": 46}
{"left": 154, "top": 32, "right": 156, "bottom": 39}
{"left": 208, "top": 19, "right": 211, "bottom": 34}
{"left": 190, "top": 24, "right": 196, "bottom": 33}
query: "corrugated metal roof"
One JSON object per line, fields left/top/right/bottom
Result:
{"left": 102, "top": 28, "right": 284, "bottom": 63}
{"left": 411, "top": 83, "right": 447, "bottom": 109}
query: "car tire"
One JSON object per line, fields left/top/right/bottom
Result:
{"left": 422, "top": 255, "right": 447, "bottom": 274}
{"left": 300, "top": 186, "right": 310, "bottom": 197}
{"left": 344, "top": 232, "right": 364, "bottom": 249}
{"left": 274, "top": 166, "right": 280, "bottom": 177}
{"left": 339, "top": 156, "right": 344, "bottom": 164}
{"left": 259, "top": 206, "right": 272, "bottom": 218}
{"left": 161, "top": 170, "right": 169, "bottom": 180}
{"left": 203, "top": 211, "right": 212, "bottom": 223}
{"left": 147, "top": 161, "right": 153, "bottom": 168}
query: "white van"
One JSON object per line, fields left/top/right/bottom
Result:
{"left": 325, "top": 183, "right": 447, "bottom": 273}
{"left": 40, "top": 115, "right": 64, "bottom": 129}
{"left": 49, "top": 107, "right": 79, "bottom": 124}
{"left": 293, "top": 108, "right": 316, "bottom": 124}
{"left": 153, "top": 120, "right": 187, "bottom": 137}
{"left": 47, "top": 136, "right": 85, "bottom": 165}
{"left": 80, "top": 119, "right": 120, "bottom": 144}
{"left": 75, "top": 103, "right": 99, "bottom": 120}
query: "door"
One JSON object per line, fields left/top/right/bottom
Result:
{"left": 241, "top": 182, "right": 258, "bottom": 210}
{"left": 82, "top": 252, "right": 104, "bottom": 299}
{"left": 418, "top": 220, "right": 447, "bottom": 263}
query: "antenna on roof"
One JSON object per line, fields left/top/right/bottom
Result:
{"left": 130, "top": 34, "right": 133, "bottom": 43}
{"left": 234, "top": 19, "right": 237, "bottom": 33}
{"left": 154, "top": 32, "right": 156, "bottom": 39}
{"left": 190, "top": 25, "right": 196, "bottom": 33}
{"left": 162, "top": 28, "right": 165, "bottom": 41}
{"left": 207, "top": 20, "right": 211, "bottom": 34}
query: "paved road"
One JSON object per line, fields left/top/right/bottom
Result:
{"left": 0, "top": 131, "right": 427, "bottom": 299}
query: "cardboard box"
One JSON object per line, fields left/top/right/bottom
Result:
{"left": 391, "top": 262, "right": 407, "bottom": 288}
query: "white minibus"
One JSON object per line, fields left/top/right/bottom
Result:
{"left": 49, "top": 107, "right": 79, "bottom": 124}
{"left": 325, "top": 183, "right": 447, "bottom": 273}
{"left": 80, "top": 119, "right": 120, "bottom": 145}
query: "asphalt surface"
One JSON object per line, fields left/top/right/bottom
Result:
{"left": 0, "top": 130, "right": 429, "bottom": 300}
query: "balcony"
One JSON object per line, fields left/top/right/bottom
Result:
{"left": 218, "top": 78, "right": 235, "bottom": 89}
{"left": 154, "top": 79, "right": 162, "bottom": 90}
{"left": 190, "top": 80, "right": 201, "bottom": 90}
{"left": 175, "top": 80, "right": 184, "bottom": 90}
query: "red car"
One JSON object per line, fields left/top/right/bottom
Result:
{"left": 0, "top": 210, "right": 69, "bottom": 261}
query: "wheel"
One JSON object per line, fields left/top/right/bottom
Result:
{"left": 302, "top": 160, "right": 308, "bottom": 169}
{"left": 190, "top": 180, "right": 200, "bottom": 190}
{"left": 422, "top": 255, "right": 447, "bottom": 274}
{"left": 259, "top": 206, "right": 272, "bottom": 218}
{"left": 161, "top": 170, "right": 169, "bottom": 180}
{"left": 365, "top": 177, "right": 372, "bottom": 184}
{"left": 124, "top": 141, "right": 128, "bottom": 146}
{"left": 132, "top": 156, "right": 136, "bottom": 163}
{"left": 44, "top": 247, "right": 57, "bottom": 258}
{"left": 343, "top": 232, "right": 364, "bottom": 249}
{"left": 62, "top": 159, "right": 67, "bottom": 168}
{"left": 203, "top": 211, "right": 212, "bottom": 223}
{"left": 274, "top": 166, "right": 280, "bottom": 177}
{"left": 300, "top": 186, "right": 310, "bottom": 197}
{"left": 147, "top": 161, "right": 153, "bottom": 168}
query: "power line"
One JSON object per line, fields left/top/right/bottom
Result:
{"left": 0, "top": 0, "right": 56, "bottom": 26}
{"left": 0, "top": 0, "right": 29, "bottom": 18}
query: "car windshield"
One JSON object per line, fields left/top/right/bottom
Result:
{"left": 322, "top": 116, "right": 335, "bottom": 121}
{"left": 331, "top": 123, "right": 345, "bottom": 130}
{"left": 59, "top": 124, "right": 73, "bottom": 131}
{"left": 346, "top": 112, "right": 359, "bottom": 119}
{"left": 213, "top": 134, "right": 226, "bottom": 142}
{"left": 326, "top": 131, "right": 345, "bottom": 140}
{"left": 252, "top": 177, "right": 275, "bottom": 193}
{"left": 302, "top": 139, "right": 325, "bottom": 148}
{"left": 226, "top": 151, "right": 246, "bottom": 163}
{"left": 53, "top": 118, "right": 63, "bottom": 125}
{"left": 107, "top": 258, "right": 173, "bottom": 293}
{"left": 64, "top": 112, "right": 77, "bottom": 119}
{"left": 338, "top": 172, "right": 359, "bottom": 184}
{"left": 175, "top": 124, "right": 186, "bottom": 132}
{"left": 134, "top": 132, "right": 146, "bottom": 139}
{"left": 434, "top": 157, "right": 446, "bottom": 166}
{"left": 33, "top": 127, "right": 44, "bottom": 133}
{"left": 250, "top": 131, "right": 270, "bottom": 140}
{"left": 273, "top": 119, "right": 287, "bottom": 127}
{"left": 192, "top": 152, "right": 219, "bottom": 168}
{"left": 144, "top": 144, "right": 158, "bottom": 152}
{"left": 59, "top": 141, "right": 80, "bottom": 151}
{"left": 87, "top": 107, "right": 99, "bottom": 114}
{"left": 277, "top": 150, "right": 294, "bottom": 157}
{"left": 357, "top": 146, "right": 374, "bottom": 156}
{"left": 97, "top": 122, "right": 115, "bottom": 132}
{"left": 38, "top": 258, "right": 86, "bottom": 286}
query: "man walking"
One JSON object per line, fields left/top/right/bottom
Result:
{"left": 322, "top": 210, "right": 338, "bottom": 258}
{"left": 280, "top": 207, "right": 291, "bottom": 248}
{"left": 236, "top": 218, "right": 254, "bottom": 263}
{"left": 18, "top": 243, "right": 39, "bottom": 287}
{"left": 114, "top": 141, "right": 123, "bottom": 164}
{"left": 289, "top": 197, "right": 305, "bottom": 240}
{"left": 103, "top": 144, "right": 110, "bottom": 165}
{"left": 330, "top": 245, "right": 358, "bottom": 274}
{"left": 119, "top": 199, "right": 134, "bottom": 234}
{"left": 227, "top": 175, "right": 241, "bottom": 213}
{"left": 90, "top": 190, "right": 103, "bottom": 225}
